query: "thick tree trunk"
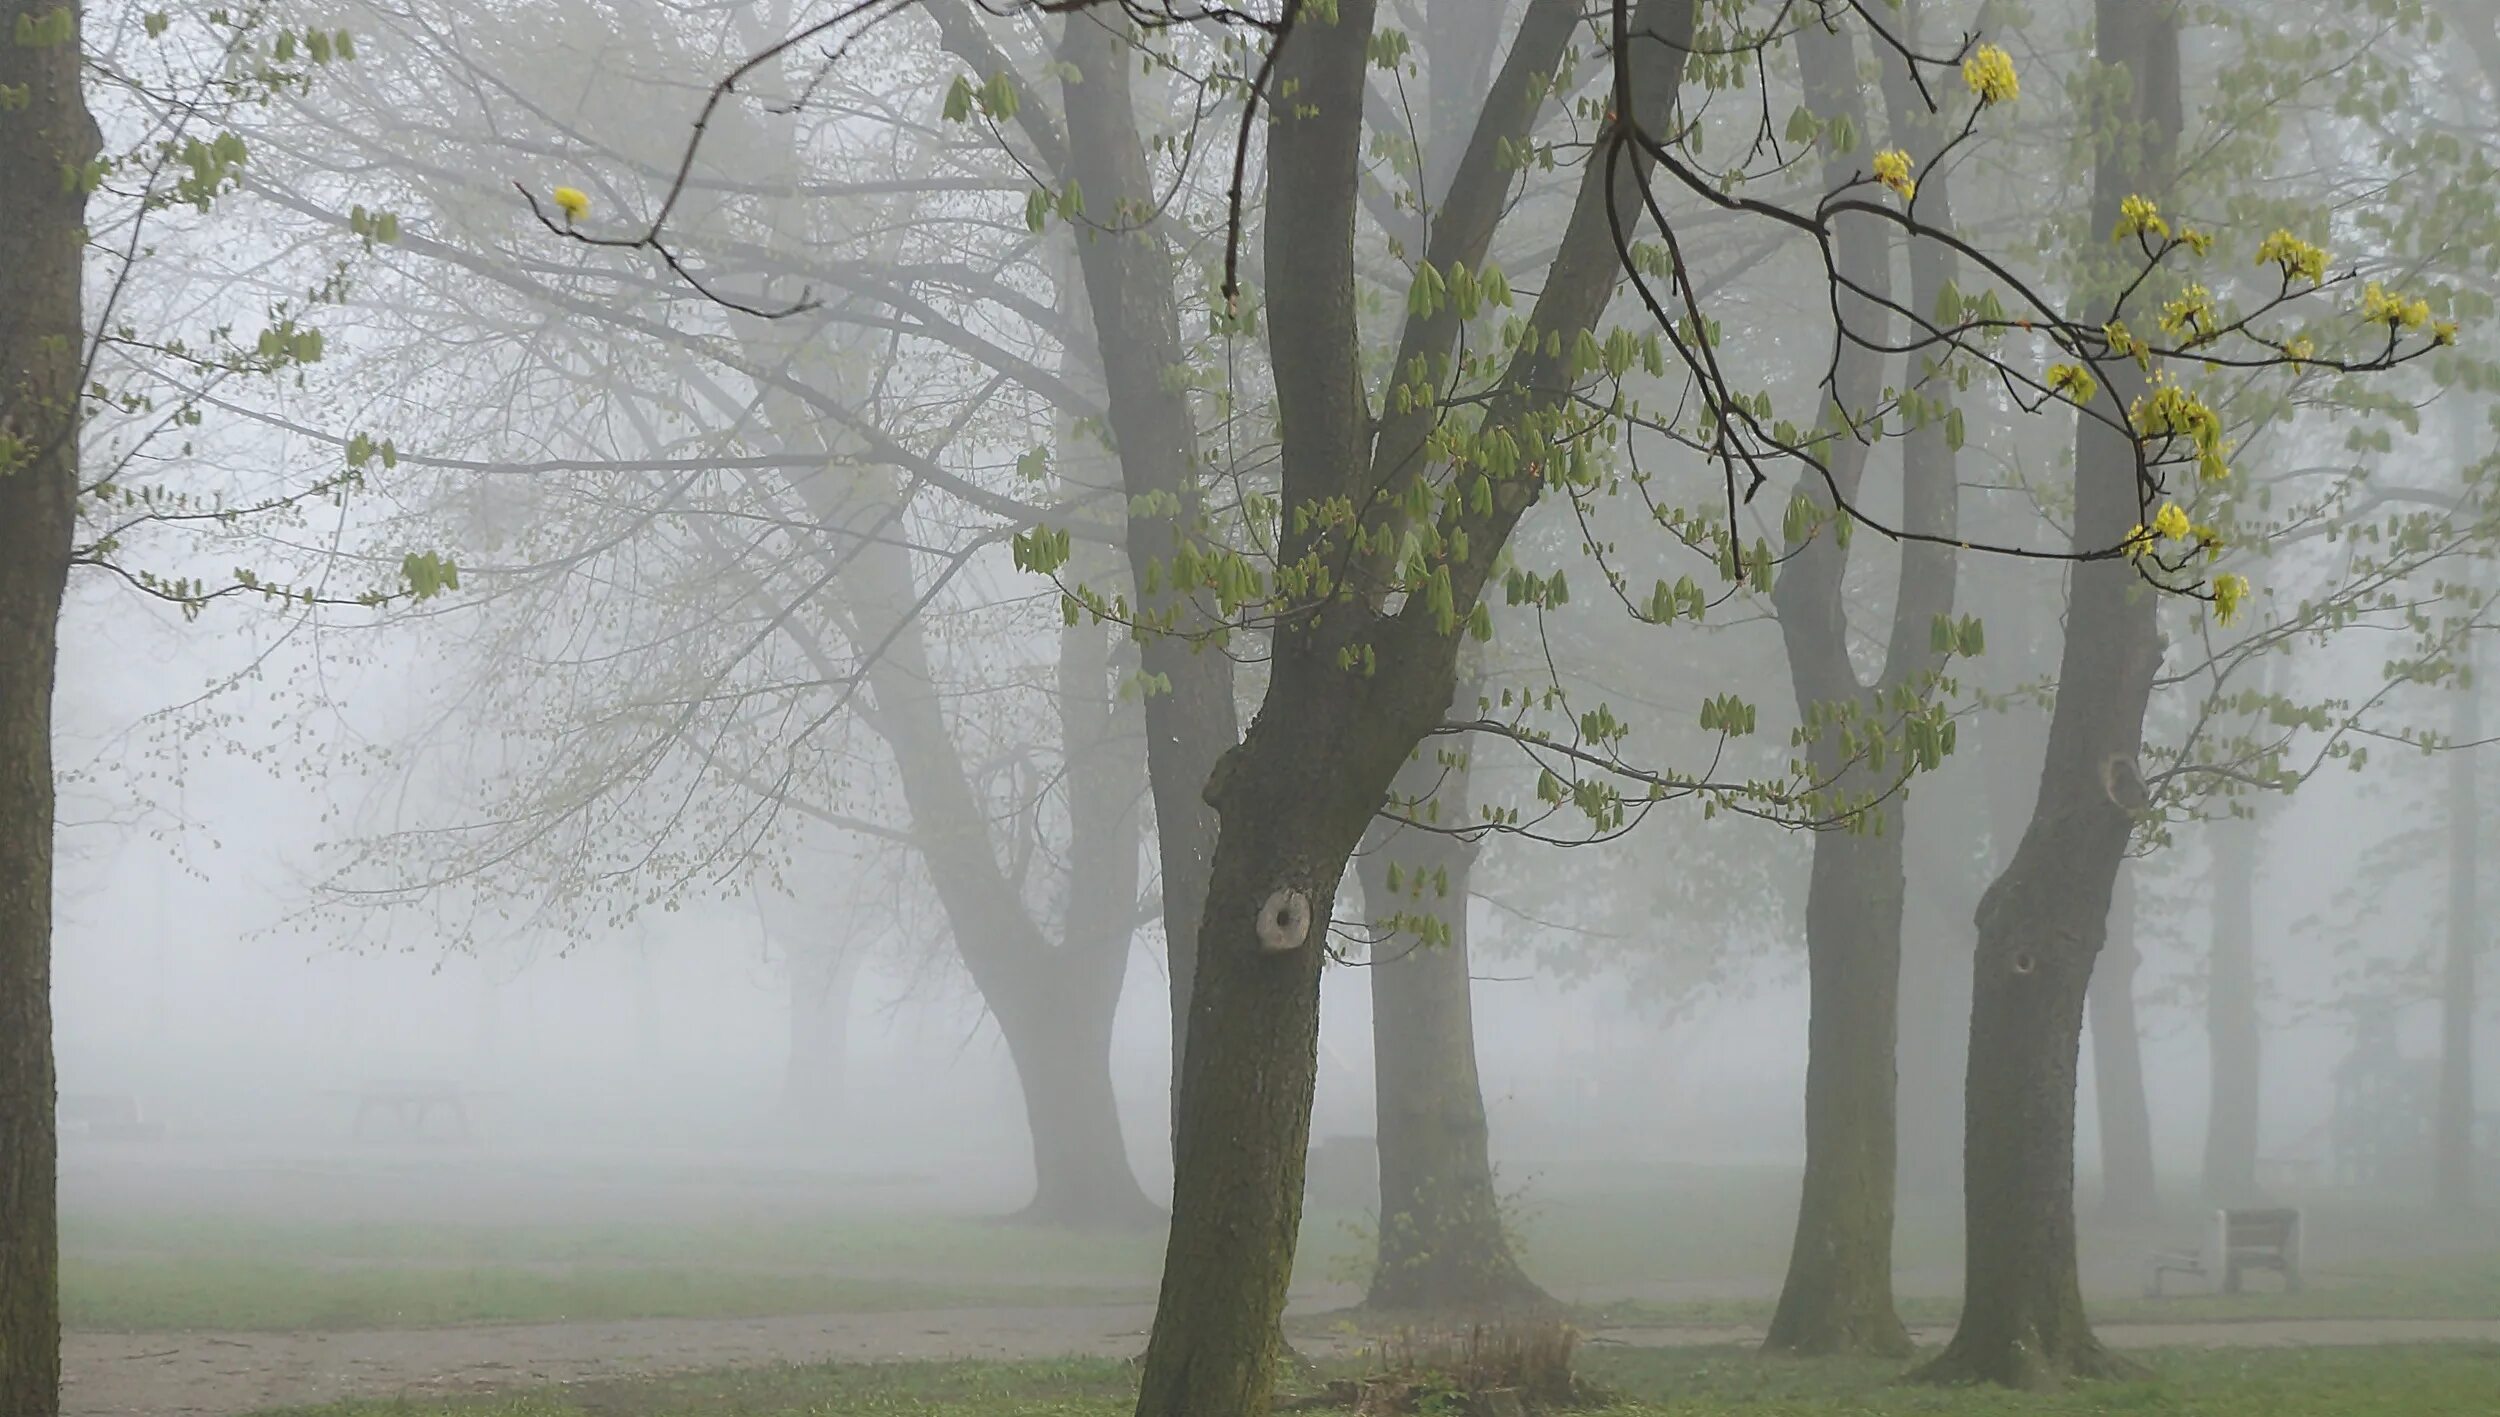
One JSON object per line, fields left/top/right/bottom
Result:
{"left": 1916, "top": 1, "right": 2178, "bottom": 1387}
{"left": 1766, "top": 834, "right": 1913, "bottom": 1356}
{"left": 2204, "top": 814, "right": 2264, "bottom": 1205}
{"left": 2090, "top": 865, "right": 2161, "bottom": 1221}
{"left": 1356, "top": 743, "right": 1549, "bottom": 1315}
{"left": 1, "top": 4, "right": 94, "bottom": 1409}
{"left": 2434, "top": 625, "right": 2482, "bottom": 1214}
{"left": 782, "top": 942, "right": 860, "bottom": 1131}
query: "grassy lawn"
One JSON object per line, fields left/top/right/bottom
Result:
{"left": 241, "top": 1345, "right": 2500, "bottom": 1417}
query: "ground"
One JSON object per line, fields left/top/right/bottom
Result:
{"left": 56, "top": 1141, "right": 2500, "bottom": 1417}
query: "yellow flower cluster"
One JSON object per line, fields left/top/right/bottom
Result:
{"left": 2045, "top": 362, "right": 2098, "bottom": 404}
{"left": 2125, "top": 501, "right": 2226, "bottom": 565}
{"left": 552, "top": 185, "right": 590, "bottom": 222}
{"left": 1872, "top": 147, "right": 1916, "bottom": 200}
{"left": 2362, "top": 280, "right": 2431, "bottom": 331}
{"left": 2254, "top": 229, "right": 2329, "bottom": 285}
{"left": 1964, "top": 44, "right": 2019, "bottom": 105}
{"left": 2152, "top": 501, "right": 2192, "bottom": 540}
{"left": 2115, "top": 194, "right": 2169, "bottom": 243}
{"left": 2132, "top": 377, "right": 2231, "bottom": 482}
{"left": 2158, "top": 283, "right": 2219, "bottom": 342}
{"left": 2212, "top": 572, "right": 2250, "bottom": 626}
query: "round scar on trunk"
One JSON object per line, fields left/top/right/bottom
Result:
{"left": 1256, "top": 887, "right": 1312, "bottom": 952}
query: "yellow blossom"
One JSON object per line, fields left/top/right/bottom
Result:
{"left": 1963, "top": 44, "right": 2019, "bottom": 105}
{"left": 2158, "top": 283, "right": 2219, "bottom": 342}
{"left": 2153, "top": 501, "right": 2192, "bottom": 540}
{"left": 551, "top": 185, "right": 590, "bottom": 223}
{"left": 2434, "top": 320, "right": 2461, "bottom": 346}
{"left": 2254, "top": 229, "right": 2330, "bottom": 285}
{"left": 2116, "top": 194, "right": 2169, "bottom": 243}
{"left": 2104, "top": 319, "right": 2151, "bottom": 369}
{"left": 2123, "top": 524, "right": 2154, "bottom": 560}
{"left": 2180, "top": 227, "right": 2214, "bottom": 257}
{"left": 2212, "top": 572, "right": 2250, "bottom": 626}
{"left": 2285, "top": 334, "right": 2317, "bottom": 365}
{"left": 2362, "top": 281, "right": 2430, "bottom": 331}
{"left": 2045, "top": 362, "right": 2098, "bottom": 405}
{"left": 1872, "top": 147, "right": 1917, "bottom": 200}
{"left": 2133, "top": 377, "right": 2232, "bottom": 482}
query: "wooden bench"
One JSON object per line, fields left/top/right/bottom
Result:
{"left": 2144, "top": 1207, "right": 2302, "bottom": 1296}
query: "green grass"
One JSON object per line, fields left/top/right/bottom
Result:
{"left": 242, "top": 1345, "right": 2500, "bottom": 1417}
{"left": 62, "top": 1254, "right": 1141, "bottom": 1332}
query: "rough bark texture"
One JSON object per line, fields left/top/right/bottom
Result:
{"left": 1131, "top": 3, "right": 1694, "bottom": 1409}
{"left": 1, "top": 4, "right": 95, "bottom": 1410}
{"left": 2435, "top": 622, "right": 2482, "bottom": 1214}
{"left": 2089, "top": 865, "right": 2161, "bottom": 1221}
{"left": 1915, "top": 0, "right": 2179, "bottom": 1388}
{"left": 1356, "top": 734, "right": 1550, "bottom": 1315}
{"left": 1762, "top": 8, "right": 1960, "bottom": 1358}
{"left": 2203, "top": 813, "right": 2264, "bottom": 1206}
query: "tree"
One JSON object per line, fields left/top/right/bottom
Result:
{"left": 1355, "top": 680, "right": 1550, "bottom": 1315}
{"left": 1761, "top": 1, "right": 1964, "bottom": 1356}
{"left": 0, "top": 3, "right": 96, "bottom": 1406}
{"left": 2089, "top": 861, "right": 2160, "bottom": 1221}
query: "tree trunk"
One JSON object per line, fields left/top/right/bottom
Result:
{"left": 1766, "top": 833, "right": 1913, "bottom": 1356}
{"left": 2204, "top": 813, "right": 2264, "bottom": 1205}
{"left": 2090, "top": 864, "right": 2161, "bottom": 1221}
{"left": 2435, "top": 620, "right": 2483, "bottom": 1213}
{"left": 1000, "top": 979, "right": 1163, "bottom": 1228}
{"left": 1898, "top": 754, "right": 1982, "bottom": 1201}
{"left": 1915, "top": 1, "right": 2178, "bottom": 1387}
{"left": 783, "top": 941, "right": 860, "bottom": 1131}
{"left": 1, "top": 3, "right": 94, "bottom": 1408}
{"left": 1765, "top": 7, "right": 1962, "bottom": 1356}
{"left": 1355, "top": 737, "right": 1549, "bottom": 1315}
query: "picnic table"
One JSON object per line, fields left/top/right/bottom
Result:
{"left": 334, "top": 1079, "right": 485, "bottom": 1142}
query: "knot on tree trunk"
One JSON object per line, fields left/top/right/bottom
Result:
{"left": 1256, "top": 887, "right": 1313, "bottom": 952}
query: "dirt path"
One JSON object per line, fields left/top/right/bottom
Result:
{"left": 63, "top": 1306, "right": 2500, "bottom": 1417}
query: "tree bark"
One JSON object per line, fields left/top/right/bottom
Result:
{"left": 1131, "top": 2, "right": 1692, "bottom": 1408}
{"left": 2435, "top": 616, "right": 2483, "bottom": 1213}
{"left": 1047, "top": 11, "right": 1243, "bottom": 1126}
{"left": 2090, "top": 864, "right": 2161, "bottom": 1221}
{"left": 1915, "top": 1, "right": 2179, "bottom": 1388}
{"left": 2203, "top": 813, "right": 2264, "bottom": 1206}
{"left": 1356, "top": 731, "right": 1550, "bottom": 1315}
{"left": 1, "top": 5, "right": 95, "bottom": 1412}
{"left": 1763, "top": 5, "right": 1961, "bottom": 1357}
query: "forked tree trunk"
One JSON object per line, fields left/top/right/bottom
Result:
{"left": 2204, "top": 814, "right": 2264, "bottom": 1205}
{"left": 1915, "top": 0, "right": 2178, "bottom": 1387}
{"left": 1356, "top": 743, "right": 1549, "bottom": 1315}
{"left": 2090, "top": 864, "right": 2161, "bottom": 1221}
{"left": 1898, "top": 750, "right": 1984, "bottom": 1202}
{"left": 1132, "top": 1, "right": 1690, "bottom": 1407}
{"left": 2435, "top": 615, "right": 2483, "bottom": 1214}
{"left": 1764, "top": 5, "right": 1961, "bottom": 1356}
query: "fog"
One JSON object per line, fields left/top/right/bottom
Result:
{"left": 8, "top": 2, "right": 2498, "bottom": 1415}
